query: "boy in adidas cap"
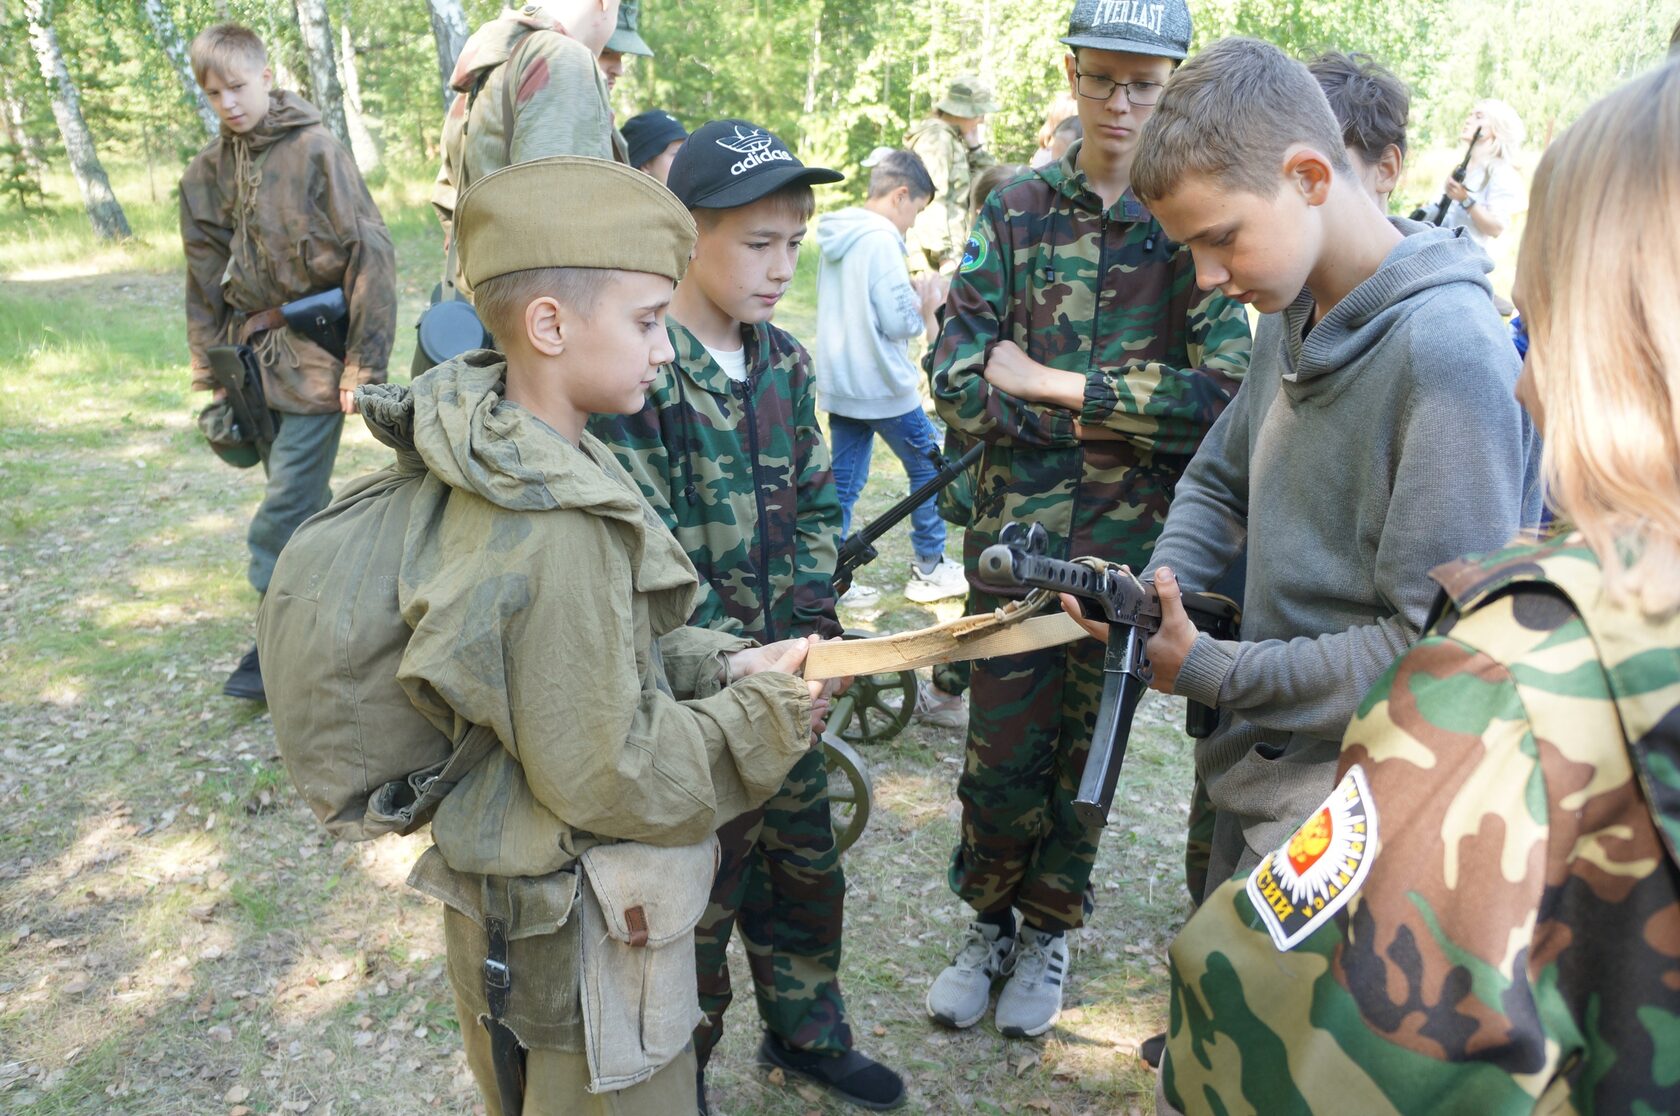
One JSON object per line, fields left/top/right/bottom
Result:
{"left": 376, "top": 156, "right": 825, "bottom": 1116}
{"left": 590, "top": 121, "right": 907, "bottom": 1112}
{"left": 926, "top": 0, "right": 1251, "bottom": 1039}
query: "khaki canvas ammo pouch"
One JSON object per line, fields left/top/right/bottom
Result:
{"left": 576, "top": 837, "right": 717, "bottom": 1093}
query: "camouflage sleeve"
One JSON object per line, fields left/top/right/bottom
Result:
{"left": 1078, "top": 284, "right": 1250, "bottom": 455}
{"left": 968, "top": 143, "right": 997, "bottom": 173}
{"left": 1164, "top": 632, "right": 1554, "bottom": 1113}
{"left": 787, "top": 347, "right": 844, "bottom": 640}
{"left": 315, "top": 144, "right": 397, "bottom": 385}
{"left": 657, "top": 624, "right": 754, "bottom": 701}
{"left": 930, "top": 200, "right": 1081, "bottom": 448}
{"left": 588, "top": 388, "right": 747, "bottom": 640}
{"left": 506, "top": 32, "right": 615, "bottom": 164}
{"left": 178, "top": 160, "right": 231, "bottom": 388}
{"left": 906, "top": 130, "right": 954, "bottom": 269}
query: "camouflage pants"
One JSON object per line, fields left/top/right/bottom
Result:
{"left": 950, "top": 593, "right": 1105, "bottom": 933}
{"left": 931, "top": 588, "right": 978, "bottom": 697}
{"left": 693, "top": 746, "right": 851, "bottom": 1067}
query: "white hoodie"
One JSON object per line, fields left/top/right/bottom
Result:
{"left": 813, "top": 207, "right": 925, "bottom": 420}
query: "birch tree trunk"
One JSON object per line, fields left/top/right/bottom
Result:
{"left": 292, "top": 0, "right": 350, "bottom": 149}
{"left": 23, "top": 0, "right": 131, "bottom": 240}
{"left": 425, "top": 0, "right": 470, "bottom": 110}
{"left": 141, "top": 0, "right": 219, "bottom": 137}
{"left": 338, "top": 13, "right": 379, "bottom": 171}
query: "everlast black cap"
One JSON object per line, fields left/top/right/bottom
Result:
{"left": 1061, "top": 0, "right": 1192, "bottom": 60}
{"left": 667, "top": 119, "right": 844, "bottom": 210}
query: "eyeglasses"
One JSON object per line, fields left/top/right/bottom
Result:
{"left": 1075, "top": 73, "right": 1165, "bottom": 106}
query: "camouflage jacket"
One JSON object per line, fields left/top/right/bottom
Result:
{"left": 180, "top": 90, "right": 396, "bottom": 414}
{"left": 930, "top": 144, "right": 1251, "bottom": 573}
{"left": 589, "top": 321, "right": 844, "bottom": 644}
{"left": 1162, "top": 534, "right": 1680, "bottom": 1115}
{"left": 431, "top": 14, "right": 616, "bottom": 246}
{"left": 904, "top": 116, "right": 996, "bottom": 274}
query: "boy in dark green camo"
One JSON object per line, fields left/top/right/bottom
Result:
{"left": 589, "top": 120, "right": 905, "bottom": 1113}
{"left": 925, "top": 0, "right": 1250, "bottom": 1039}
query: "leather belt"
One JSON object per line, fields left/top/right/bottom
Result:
{"left": 236, "top": 307, "right": 287, "bottom": 344}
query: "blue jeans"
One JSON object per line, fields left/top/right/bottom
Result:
{"left": 828, "top": 408, "right": 947, "bottom": 562}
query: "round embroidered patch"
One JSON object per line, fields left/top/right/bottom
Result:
{"left": 959, "top": 234, "right": 987, "bottom": 274}
{"left": 1245, "top": 764, "right": 1379, "bottom": 951}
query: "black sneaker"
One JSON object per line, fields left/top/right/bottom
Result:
{"left": 1140, "top": 1030, "right": 1167, "bottom": 1068}
{"left": 757, "top": 1033, "right": 905, "bottom": 1110}
{"left": 223, "top": 644, "right": 266, "bottom": 702}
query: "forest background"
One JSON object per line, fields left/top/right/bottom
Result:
{"left": 4, "top": 0, "right": 1677, "bottom": 238}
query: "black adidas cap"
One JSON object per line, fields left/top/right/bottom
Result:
{"left": 667, "top": 119, "right": 844, "bottom": 210}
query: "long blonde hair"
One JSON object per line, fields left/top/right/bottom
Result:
{"left": 1474, "top": 98, "right": 1525, "bottom": 163}
{"left": 1518, "top": 61, "right": 1680, "bottom": 615}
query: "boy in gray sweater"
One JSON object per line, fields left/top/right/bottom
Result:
{"left": 1107, "top": 38, "right": 1540, "bottom": 899}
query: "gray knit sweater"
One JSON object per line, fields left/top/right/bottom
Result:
{"left": 1144, "top": 221, "right": 1541, "bottom": 866}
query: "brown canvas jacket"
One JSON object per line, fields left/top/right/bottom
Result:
{"left": 180, "top": 90, "right": 396, "bottom": 414}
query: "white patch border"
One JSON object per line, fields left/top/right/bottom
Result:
{"left": 1245, "top": 764, "right": 1380, "bottom": 952}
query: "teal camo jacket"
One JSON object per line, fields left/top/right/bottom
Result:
{"left": 930, "top": 143, "right": 1251, "bottom": 571}
{"left": 590, "top": 320, "right": 844, "bottom": 643}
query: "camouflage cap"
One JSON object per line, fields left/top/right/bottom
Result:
{"left": 1061, "top": 0, "right": 1192, "bottom": 60}
{"left": 606, "top": 0, "right": 653, "bottom": 56}
{"left": 936, "top": 75, "right": 1000, "bottom": 118}
{"left": 454, "top": 156, "right": 696, "bottom": 294}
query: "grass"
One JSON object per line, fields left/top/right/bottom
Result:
{"left": 0, "top": 164, "right": 1203, "bottom": 1115}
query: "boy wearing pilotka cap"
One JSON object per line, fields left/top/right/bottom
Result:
{"left": 590, "top": 120, "right": 907, "bottom": 1111}
{"left": 926, "top": 0, "right": 1251, "bottom": 1039}
{"left": 372, "top": 155, "right": 827, "bottom": 1116}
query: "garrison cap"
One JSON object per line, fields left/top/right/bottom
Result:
{"left": 1061, "top": 0, "right": 1192, "bottom": 60}
{"left": 936, "top": 76, "right": 1000, "bottom": 117}
{"left": 454, "top": 156, "right": 696, "bottom": 295}
{"left": 606, "top": 0, "right": 653, "bottom": 56}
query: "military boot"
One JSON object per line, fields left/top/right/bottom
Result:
{"left": 223, "top": 644, "right": 265, "bottom": 702}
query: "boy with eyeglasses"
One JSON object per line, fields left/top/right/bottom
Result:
{"left": 925, "top": 0, "right": 1250, "bottom": 1038}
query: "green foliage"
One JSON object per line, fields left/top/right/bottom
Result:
{"left": 2, "top": 0, "right": 1675, "bottom": 227}
{"left": 0, "top": 142, "right": 44, "bottom": 212}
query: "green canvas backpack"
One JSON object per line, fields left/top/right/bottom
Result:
{"left": 256, "top": 448, "right": 497, "bottom": 840}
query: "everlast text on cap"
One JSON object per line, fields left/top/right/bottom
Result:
{"left": 1060, "top": 0, "right": 1192, "bottom": 61}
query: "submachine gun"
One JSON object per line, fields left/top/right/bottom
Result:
{"left": 833, "top": 441, "right": 983, "bottom": 596}
{"left": 1410, "top": 126, "right": 1481, "bottom": 226}
{"left": 977, "top": 521, "right": 1241, "bottom": 828}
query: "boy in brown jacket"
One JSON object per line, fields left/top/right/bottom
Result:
{"left": 179, "top": 23, "right": 396, "bottom": 701}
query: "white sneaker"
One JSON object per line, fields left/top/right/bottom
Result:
{"left": 839, "top": 583, "right": 881, "bottom": 607}
{"left": 994, "top": 927, "right": 1068, "bottom": 1037}
{"left": 904, "top": 557, "right": 967, "bottom": 603}
{"left": 913, "top": 684, "right": 967, "bottom": 731}
{"left": 926, "top": 921, "right": 1016, "bottom": 1029}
